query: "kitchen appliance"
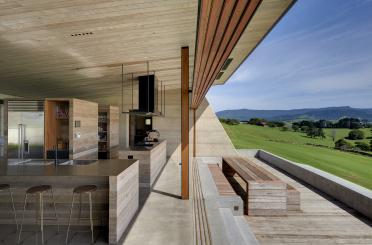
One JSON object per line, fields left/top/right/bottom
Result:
{"left": 7, "top": 100, "right": 44, "bottom": 160}
{"left": 138, "top": 75, "right": 158, "bottom": 113}
{"left": 145, "top": 130, "right": 160, "bottom": 142}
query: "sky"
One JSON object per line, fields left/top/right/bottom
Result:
{"left": 206, "top": 0, "right": 372, "bottom": 112}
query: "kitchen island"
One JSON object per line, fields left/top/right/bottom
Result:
{"left": 119, "top": 140, "right": 166, "bottom": 188}
{"left": 0, "top": 159, "right": 139, "bottom": 244}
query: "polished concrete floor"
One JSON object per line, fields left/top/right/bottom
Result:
{"left": 0, "top": 158, "right": 193, "bottom": 244}
{"left": 123, "top": 158, "right": 193, "bottom": 245}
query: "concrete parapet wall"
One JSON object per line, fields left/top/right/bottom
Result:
{"left": 256, "top": 150, "right": 372, "bottom": 220}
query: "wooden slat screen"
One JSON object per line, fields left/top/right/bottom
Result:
{"left": 191, "top": 0, "right": 262, "bottom": 109}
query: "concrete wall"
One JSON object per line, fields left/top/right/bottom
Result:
{"left": 256, "top": 150, "right": 372, "bottom": 220}
{"left": 70, "top": 99, "right": 98, "bottom": 159}
{"left": 190, "top": 99, "right": 237, "bottom": 159}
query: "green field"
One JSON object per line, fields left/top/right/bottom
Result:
{"left": 222, "top": 123, "right": 372, "bottom": 189}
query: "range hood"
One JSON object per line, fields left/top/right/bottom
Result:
{"left": 130, "top": 75, "right": 161, "bottom": 116}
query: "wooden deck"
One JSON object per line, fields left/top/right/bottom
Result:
{"left": 237, "top": 156, "right": 372, "bottom": 244}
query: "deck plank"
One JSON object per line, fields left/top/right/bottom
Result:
{"left": 240, "top": 156, "right": 372, "bottom": 244}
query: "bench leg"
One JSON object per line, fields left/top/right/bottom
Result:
{"left": 222, "top": 162, "right": 236, "bottom": 177}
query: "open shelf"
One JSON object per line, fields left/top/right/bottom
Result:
{"left": 98, "top": 111, "right": 109, "bottom": 159}
{"left": 45, "top": 100, "right": 70, "bottom": 159}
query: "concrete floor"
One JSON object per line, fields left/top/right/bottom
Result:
{"left": 122, "top": 158, "right": 193, "bottom": 245}
{"left": 0, "top": 158, "right": 193, "bottom": 244}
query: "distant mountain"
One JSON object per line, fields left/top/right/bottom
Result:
{"left": 216, "top": 106, "right": 372, "bottom": 122}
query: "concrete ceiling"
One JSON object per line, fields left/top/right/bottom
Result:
{"left": 0, "top": 0, "right": 197, "bottom": 99}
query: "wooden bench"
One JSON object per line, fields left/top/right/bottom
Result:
{"left": 222, "top": 156, "right": 288, "bottom": 216}
{"left": 234, "top": 157, "right": 301, "bottom": 211}
{"left": 208, "top": 164, "right": 236, "bottom": 196}
{"left": 208, "top": 164, "right": 244, "bottom": 215}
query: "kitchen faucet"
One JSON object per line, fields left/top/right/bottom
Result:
{"left": 54, "top": 145, "right": 58, "bottom": 166}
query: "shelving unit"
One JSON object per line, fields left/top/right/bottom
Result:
{"left": 44, "top": 99, "right": 70, "bottom": 159}
{"left": 98, "top": 105, "right": 119, "bottom": 159}
{"left": 98, "top": 111, "right": 109, "bottom": 159}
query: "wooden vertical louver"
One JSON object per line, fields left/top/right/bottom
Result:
{"left": 181, "top": 46, "right": 190, "bottom": 200}
{"left": 191, "top": 0, "right": 262, "bottom": 109}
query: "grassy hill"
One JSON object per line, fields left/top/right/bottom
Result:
{"left": 222, "top": 123, "right": 372, "bottom": 189}
{"left": 217, "top": 106, "right": 372, "bottom": 121}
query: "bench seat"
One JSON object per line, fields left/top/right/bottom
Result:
{"left": 222, "top": 156, "right": 287, "bottom": 216}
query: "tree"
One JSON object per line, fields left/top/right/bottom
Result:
{"left": 273, "top": 121, "right": 285, "bottom": 127}
{"left": 347, "top": 129, "right": 365, "bottom": 140}
{"left": 267, "top": 121, "right": 276, "bottom": 127}
{"left": 281, "top": 126, "right": 288, "bottom": 131}
{"left": 331, "top": 129, "right": 337, "bottom": 142}
{"left": 318, "top": 128, "right": 326, "bottom": 139}
{"left": 301, "top": 126, "right": 309, "bottom": 133}
{"left": 248, "top": 118, "right": 267, "bottom": 125}
{"left": 335, "top": 139, "right": 353, "bottom": 150}
{"left": 355, "top": 142, "right": 370, "bottom": 151}
{"left": 219, "top": 118, "right": 239, "bottom": 125}
{"left": 292, "top": 124, "right": 300, "bottom": 132}
{"left": 306, "top": 127, "right": 317, "bottom": 138}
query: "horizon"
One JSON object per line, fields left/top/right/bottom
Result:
{"left": 217, "top": 105, "right": 372, "bottom": 112}
{"left": 207, "top": 0, "right": 372, "bottom": 112}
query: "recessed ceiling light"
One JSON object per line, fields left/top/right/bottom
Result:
{"left": 70, "top": 32, "right": 94, "bottom": 37}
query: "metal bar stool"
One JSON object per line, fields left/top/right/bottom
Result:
{"left": 18, "top": 185, "right": 59, "bottom": 245}
{"left": 0, "top": 184, "right": 18, "bottom": 229}
{"left": 66, "top": 185, "right": 97, "bottom": 244}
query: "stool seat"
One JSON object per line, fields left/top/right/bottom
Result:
{"left": 0, "top": 184, "right": 10, "bottom": 191}
{"left": 73, "top": 185, "right": 97, "bottom": 194}
{"left": 26, "top": 185, "right": 52, "bottom": 194}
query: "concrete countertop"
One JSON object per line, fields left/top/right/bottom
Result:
{"left": 120, "top": 139, "right": 166, "bottom": 153}
{"left": 0, "top": 159, "right": 138, "bottom": 177}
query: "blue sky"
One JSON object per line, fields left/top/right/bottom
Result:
{"left": 206, "top": 0, "right": 372, "bottom": 112}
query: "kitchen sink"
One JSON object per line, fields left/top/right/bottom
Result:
{"left": 59, "top": 159, "right": 98, "bottom": 165}
{"left": 7, "top": 159, "right": 54, "bottom": 165}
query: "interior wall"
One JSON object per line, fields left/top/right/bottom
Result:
{"left": 71, "top": 99, "right": 98, "bottom": 159}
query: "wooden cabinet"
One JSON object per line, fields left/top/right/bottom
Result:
{"left": 44, "top": 99, "right": 70, "bottom": 159}
{"left": 45, "top": 98, "right": 98, "bottom": 160}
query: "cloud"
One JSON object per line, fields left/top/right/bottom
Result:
{"left": 207, "top": 0, "right": 372, "bottom": 111}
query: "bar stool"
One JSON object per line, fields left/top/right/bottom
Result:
{"left": 18, "top": 185, "right": 59, "bottom": 245}
{"left": 0, "top": 184, "right": 18, "bottom": 229}
{"left": 66, "top": 185, "right": 97, "bottom": 244}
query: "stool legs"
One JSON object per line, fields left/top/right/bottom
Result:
{"left": 50, "top": 188, "right": 59, "bottom": 233}
{"left": 66, "top": 192, "right": 95, "bottom": 244}
{"left": 66, "top": 193, "right": 75, "bottom": 244}
{"left": 18, "top": 188, "right": 58, "bottom": 245}
{"left": 39, "top": 193, "right": 44, "bottom": 245}
{"left": 8, "top": 187, "right": 18, "bottom": 229}
{"left": 18, "top": 193, "right": 28, "bottom": 244}
{"left": 89, "top": 192, "right": 94, "bottom": 244}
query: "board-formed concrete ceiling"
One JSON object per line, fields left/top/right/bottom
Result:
{"left": 0, "top": 0, "right": 197, "bottom": 99}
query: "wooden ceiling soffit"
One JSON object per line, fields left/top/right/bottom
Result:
{"left": 191, "top": 0, "right": 261, "bottom": 109}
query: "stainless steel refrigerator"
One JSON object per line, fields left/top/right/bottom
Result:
{"left": 7, "top": 100, "right": 44, "bottom": 160}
